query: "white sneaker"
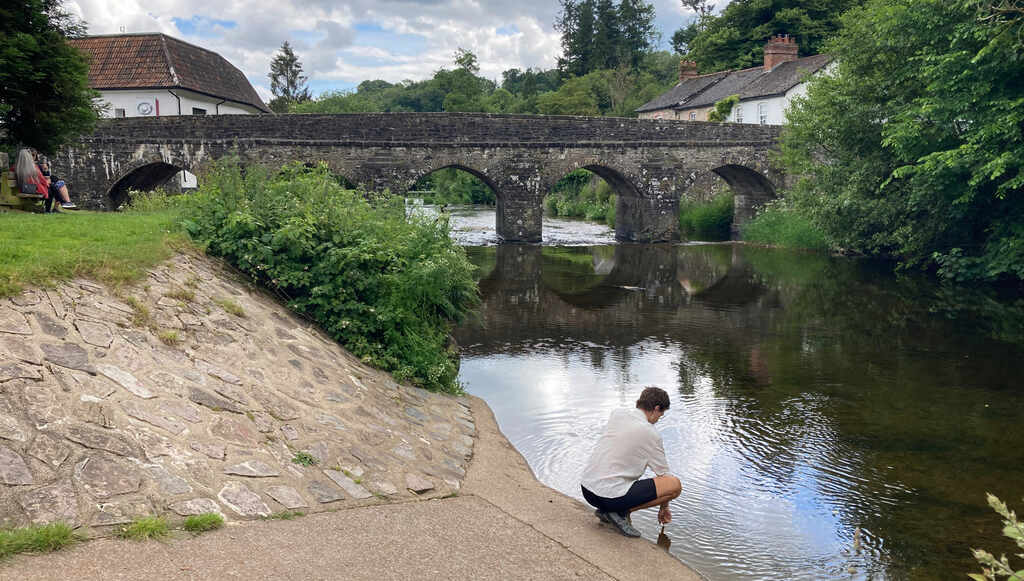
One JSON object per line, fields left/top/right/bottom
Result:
{"left": 61, "top": 202, "right": 78, "bottom": 209}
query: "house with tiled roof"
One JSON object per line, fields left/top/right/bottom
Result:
{"left": 69, "top": 33, "right": 270, "bottom": 187}
{"left": 637, "top": 35, "right": 831, "bottom": 125}
{"left": 69, "top": 33, "right": 270, "bottom": 118}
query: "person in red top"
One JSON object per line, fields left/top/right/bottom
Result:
{"left": 14, "top": 149, "right": 77, "bottom": 212}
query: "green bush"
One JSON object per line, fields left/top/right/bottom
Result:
{"left": 180, "top": 159, "right": 478, "bottom": 393}
{"left": 679, "top": 193, "right": 734, "bottom": 241}
{"left": 969, "top": 494, "right": 1024, "bottom": 581}
{"left": 545, "top": 170, "right": 617, "bottom": 225}
{"left": 741, "top": 204, "right": 829, "bottom": 251}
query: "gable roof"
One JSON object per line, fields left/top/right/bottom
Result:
{"left": 634, "top": 71, "right": 728, "bottom": 113}
{"left": 636, "top": 54, "right": 831, "bottom": 114}
{"left": 68, "top": 33, "right": 271, "bottom": 113}
{"left": 736, "top": 54, "right": 831, "bottom": 101}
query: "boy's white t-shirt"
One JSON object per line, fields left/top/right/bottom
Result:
{"left": 580, "top": 407, "right": 671, "bottom": 498}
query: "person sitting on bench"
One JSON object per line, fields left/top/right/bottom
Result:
{"left": 15, "top": 149, "right": 77, "bottom": 211}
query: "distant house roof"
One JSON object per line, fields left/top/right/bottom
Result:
{"left": 736, "top": 54, "right": 831, "bottom": 101}
{"left": 636, "top": 54, "right": 831, "bottom": 114}
{"left": 68, "top": 33, "right": 271, "bottom": 113}
{"left": 634, "top": 71, "right": 728, "bottom": 113}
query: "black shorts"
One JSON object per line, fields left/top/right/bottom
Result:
{"left": 581, "top": 478, "right": 657, "bottom": 515}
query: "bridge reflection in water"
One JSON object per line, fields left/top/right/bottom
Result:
{"left": 455, "top": 243, "right": 1024, "bottom": 581}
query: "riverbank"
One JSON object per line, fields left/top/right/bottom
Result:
{"left": 0, "top": 251, "right": 702, "bottom": 579}
{"left": 1, "top": 393, "right": 702, "bottom": 580}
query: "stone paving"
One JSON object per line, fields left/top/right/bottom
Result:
{"left": 0, "top": 253, "right": 474, "bottom": 531}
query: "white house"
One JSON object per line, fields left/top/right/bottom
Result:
{"left": 636, "top": 35, "right": 831, "bottom": 125}
{"left": 69, "top": 33, "right": 270, "bottom": 188}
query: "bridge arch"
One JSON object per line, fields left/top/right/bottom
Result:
{"left": 405, "top": 163, "right": 501, "bottom": 200}
{"left": 106, "top": 160, "right": 188, "bottom": 208}
{"left": 59, "top": 113, "right": 785, "bottom": 242}
{"left": 711, "top": 163, "right": 779, "bottom": 238}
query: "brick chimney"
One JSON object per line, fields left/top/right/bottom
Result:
{"left": 678, "top": 60, "right": 698, "bottom": 82}
{"left": 763, "top": 34, "right": 799, "bottom": 70}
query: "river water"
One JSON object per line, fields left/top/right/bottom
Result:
{"left": 443, "top": 205, "right": 1024, "bottom": 581}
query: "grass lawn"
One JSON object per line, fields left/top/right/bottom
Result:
{"left": 0, "top": 210, "right": 188, "bottom": 297}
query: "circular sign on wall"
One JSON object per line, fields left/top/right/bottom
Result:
{"left": 137, "top": 102, "right": 153, "bottom": 115}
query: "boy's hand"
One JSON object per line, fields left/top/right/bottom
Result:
{"left": 658, "top": 504, "right": 672, "bottom": 524}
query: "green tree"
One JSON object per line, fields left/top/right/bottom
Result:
{"left": 707, "top": 94, "right": 739, "bottom": 121}
{"left": 268, "top": 41, "right": 311, "bottom": 113}
{"left": 780, "top": 0, "right": 1024, "bottom": 282}
{"left": 557, "top": 0, "right": 598, "bottom": 77}
{"left": 439, "top": 48, "right": 487, "bottom": 112}
{"left": 536, "top": 76, "right": 600, "bottom": 115}
{"left": 0, "top": 0, "right": 98, "bottom": 154}
{"left": 682, "top": 0, "right": 864, "bottom": 72}
{"left": 618, "top": 0, "right": 658, "bottom": 68}
{"left": 593, "top": 0, "right": 622, "bottom": 69}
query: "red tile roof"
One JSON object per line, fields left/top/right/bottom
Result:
{"left": 69, "top": 33, "right": 271, "bottom": 113}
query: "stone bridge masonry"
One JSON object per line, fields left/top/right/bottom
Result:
{"left": 55, "top": 113, "right": 785, "bottom": 242}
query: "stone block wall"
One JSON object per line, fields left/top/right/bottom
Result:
{"left": 55, "top": 113, "right": 784, "bottom": 242}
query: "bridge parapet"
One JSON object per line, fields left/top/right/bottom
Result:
{"left": 57, "top": 113, "right": 785, "bottom": 243}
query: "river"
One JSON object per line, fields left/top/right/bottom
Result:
{"left": 442, "top": 205, "right": 1024, "bottom": 581}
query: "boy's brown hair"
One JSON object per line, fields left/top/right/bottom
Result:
{"left": 635, "top": 387, "right": 670, "bottom": 412}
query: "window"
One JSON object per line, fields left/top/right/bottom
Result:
{"left": 689, "top": 111, "right": 697, "bottom": 121}
{"left": 192, "top": 107, "right": 207, "bottom": 115}
{"left": 758, "top": 102, "right": 768, "bottom": 125}
{"left": 114, "top": 108, "right": 126, "bottom": 118}
{"left": 735, "top": 105, "right": 743, "bottom": 123}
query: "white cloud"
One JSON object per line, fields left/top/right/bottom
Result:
{"left": 69, "top": 0, "right": 690, "bottom": 97}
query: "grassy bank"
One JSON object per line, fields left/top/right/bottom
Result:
{"left": 679, "top": 193, "right": 733, "bottom": 241}
{"left": 741, "top": 204, "right": 829, "bottom": 251}
{"left": 0, "top": 209, "right": 187, "bottom": 297}
{"left": 0, "top": 161, "right": 478, "bottom": 393}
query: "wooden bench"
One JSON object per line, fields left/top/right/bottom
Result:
{"left": 1, "top": 152, "right": 46, "bottom": 210}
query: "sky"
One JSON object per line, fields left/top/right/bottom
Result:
{"left": 65, "top": 0, "right": 702, "bottom": 103}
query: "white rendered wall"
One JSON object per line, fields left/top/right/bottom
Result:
{"left": 96, "top": 89, "right": 261, "bottom": 188}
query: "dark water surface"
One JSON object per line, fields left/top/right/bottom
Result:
{"left": 448, "top": 208, "right": 1024, "bottom": 580}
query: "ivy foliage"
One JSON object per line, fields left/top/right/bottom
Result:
{"left": 780, "top": 0, "right": 1024, "bottom": 283}
{"left": 181, "top": 160, "right": 479, "bottom": 392}
{"left": 708, "top": 94, "right": 739, "bottom": 122}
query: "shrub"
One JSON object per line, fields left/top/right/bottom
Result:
{"left": 679, "top": 192, "right": 734, "bottom": 241}
{"left": 180, "top": 159, "right": 478, "bottom": 393}
{"left": 969, "top": 494, "right": 1024, "bottom": 580}
{"left": 741, "top": 204, "right": 829, "bottom": 251}
{"left": 545, "top": 170, "right": 617, "bottom": 225}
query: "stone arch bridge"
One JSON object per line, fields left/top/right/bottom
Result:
{"left": 55, "top": 113, "right": 784, "bottom": 242}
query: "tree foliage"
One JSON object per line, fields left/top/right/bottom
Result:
{"left": 556, "top": 0, "right": 658, "bottom": 76}
{"left": 0, "top": 0, "right": 99, "bottom": 154}
{"left": 677, "top": 0, "right": 864, "bottom": 72}
{"left": 268, "top": 41, "right": 310, "bottom": 113}
{"left": 780, "top": 0, "right": 1024, "bottom": 283}
{"left": 291, "top": 50, "right": 680, "bottom": 119}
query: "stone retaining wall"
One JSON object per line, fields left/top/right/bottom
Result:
{"left": 0, "top": 253, "right": 474, "bottom": 531}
